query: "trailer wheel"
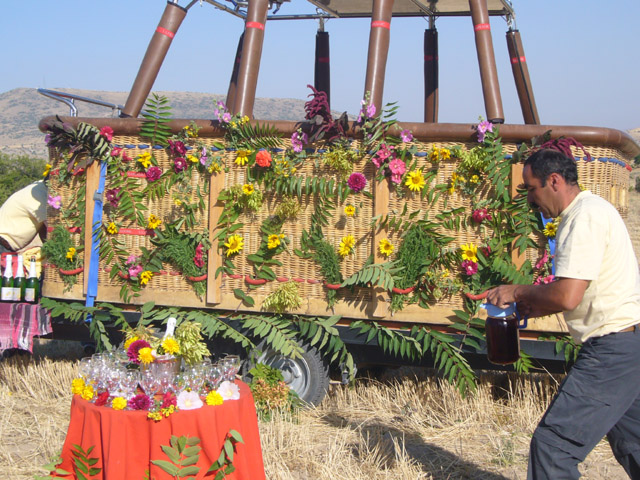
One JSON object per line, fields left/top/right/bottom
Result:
{"left": 243, "top": 340, "right": 330, "bottom": 406}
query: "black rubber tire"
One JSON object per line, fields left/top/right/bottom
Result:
{"left": 242, "top": 340, "right": 330, "bottom": 406}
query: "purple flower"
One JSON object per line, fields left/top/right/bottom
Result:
{"left": 174, "top": 157, "right": 187, "bottom": 173}
{"left": 461, "top": 260, "right": 478, "bottom": 276}
{"left": 367, "top": 103, "right": 376, "bottom": 118}
{"left": 291, "top": 131, "right": 308, "bottom": 153}
{"left": 222, "top": 112, "right": 232, "bottom": 123}
{"left": 168, "top": 139, "right": 187, "bottom": 156}
{"left": 128, "top": 394, "right": 151, "bottom": 411}
{"left": 200, "top": 147, "right": 208, "bottom": 165}
{"left": 347, "top": 172, "right": 367, "bottom": 193}
{"left": 47, "top": 195, "right": 62, "bottom": 209}
{"left": 476, "top": 120, "right": 494, "bottom": 142}
{"left": 105, "top": 188, "right": 120, "bottom": 208}
{"left": 400, "top": 129, "right": 413, "bottom": 143}
{"left": 146, "top": 166, "right": 162, "bottom": 182}
{"left": 372, "top": 144, "right": 393, "bottom": 168}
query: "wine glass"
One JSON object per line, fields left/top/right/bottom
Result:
{"left": 222, "top": 355, "right": 241, "bottom": 381}
{"left": 206, "top": 364, "right": 223, "bottom": 391}
{"left": 139, "top": 369, "right": 160, "bottom": 397}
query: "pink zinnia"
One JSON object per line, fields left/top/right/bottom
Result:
{"left": 174, "top": 157, "right": 187, "bottom": 173}
{"left": 111, "top": 147, "right": 123, "bottom": 157}
{"left": 461, "top": 260, "right": 478, "bottom": 276}
{"left": 99, "top": 126, "right": 114, "bottom": 142}
{"left": 127, "top": 339, "right": 151, "bottom": 364}
{"left": 347, "top": 172, "right": 367, "bottom": 193}
{"left": 388, "top": 158, "right": 406, "bottom": 176}
{"left": 472, "top": 208, "right": 491, "bottom": 223}
{"left": 146, "top": 166, "right": 162, "bottom": 182}
{"left": 128, "top": 394, "right": 151, "bottom": 411}
{"left": 161, "top": 391, "right": 177, "bottom": 408}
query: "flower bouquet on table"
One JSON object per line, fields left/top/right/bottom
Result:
{"left": 70, "top": 318, "right": 243, "bottom": 421}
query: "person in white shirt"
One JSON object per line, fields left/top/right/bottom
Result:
{"left": 0, "top": 180, "right": 47, "bottom": 253}
{"left": 487, "top": 148, "right": 640, "bottom": 479}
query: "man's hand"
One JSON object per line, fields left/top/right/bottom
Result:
{"left": 486, "top": 285, "right": 521, "bottom": 309}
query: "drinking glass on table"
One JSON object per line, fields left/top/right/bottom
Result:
{"left": 139, "top": 369, "right": 160, "bottom": 396}
{"left": 222, "top": 355, "right": 241, "bottom": 381}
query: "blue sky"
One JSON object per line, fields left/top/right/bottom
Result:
{"left": 2, "top": 0, "right": 638, "bottom": 131}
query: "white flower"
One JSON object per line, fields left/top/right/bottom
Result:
{"left": 216, "top": 380, "right": 240, "bottom": 400}
{"left": 176, "top": 390, "right": 203, "bottom": 410}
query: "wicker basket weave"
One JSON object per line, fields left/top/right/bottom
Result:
{"left": 43, "top": 133, "right": 631, "bottom": 325}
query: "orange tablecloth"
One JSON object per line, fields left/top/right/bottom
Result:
{"left": 58, "top": 381, "right": 266, "bottom": 479}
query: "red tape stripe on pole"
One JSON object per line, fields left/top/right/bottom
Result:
{"left": 156, "top": 26, "right": 175, "bottom": 38}
{"left": 371, "top": 20, "right": 390, "bottom": 29}
{"left": 474, "top": 23, "right": 491, "bottom": 31}
{"left": 246, "top": 21, "right": 265, "bottom": 30}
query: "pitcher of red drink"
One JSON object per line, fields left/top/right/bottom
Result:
{"left": 481, "top": 303, "right": 528, "bottom": 365}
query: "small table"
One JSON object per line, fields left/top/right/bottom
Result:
{"left": 58, "top": 381, "right": 266, "bottom": 479}
{"left": 0, "top": 302, "right": 51, "bottom": 354}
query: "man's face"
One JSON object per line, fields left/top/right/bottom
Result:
{"left": 522, "top": 165, "right": 554, "bottom": 218}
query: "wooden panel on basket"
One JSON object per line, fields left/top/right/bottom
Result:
{"left": 510, "top": 162, "right": 526, "bottom": 269}
{"left": 372, "top": 175, "right": 390, "bottom": 317}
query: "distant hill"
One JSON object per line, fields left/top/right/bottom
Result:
{"left": 0, "top": 88, "right": 309, "bottom": 159}
{"left": 1, "top": 87, "right": 638, "bottom": 160}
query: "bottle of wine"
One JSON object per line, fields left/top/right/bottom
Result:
{"left": 1, "top": 254, "right": 14, "bottom": 302}
{"left": 14, "top": 255, "right": 25, "bottom": 302}
{"left": 24, "top": 256, "right": 39, "bottom": 303}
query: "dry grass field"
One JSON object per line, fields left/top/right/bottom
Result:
{"left": 1, "top": 185, "right": 639, "bottom": 479}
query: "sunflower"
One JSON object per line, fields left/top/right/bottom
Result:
{"left": 378, "top": 238, "right": 394, "bottom": 257}
{"left": 460, "top": 243, "right": 478, "bottom": 263}
{"left": 139, "top": 271, "right": 153, "bottom": 286}
{"left": 243, "top": 184, "right": 255, "bottom": 195}
{"left": 224, "top": 234, "right": 244, "bottom": 256}
{"left": 338, "top": 235, "right": 356, "bottom": 257}
{"left": 405, "top": 170, "right": 425, "bottom": 192}
{"left": 267, "top": 233, "right": 285, "bottom": 250}
{"left": 147, "top": 214, "right": 162, "bottom": 230}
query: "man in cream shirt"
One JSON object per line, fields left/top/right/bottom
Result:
{"left": 0, "top": 180, "right": 48, "bottom": 253}
{"left": 487, "top": 148, "right": 640, "bottom": 479}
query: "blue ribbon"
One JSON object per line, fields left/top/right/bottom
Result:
{"left": 85, "top": 161, "right": 108, "bottom": 323}
{"left": 540, "top": 214, "right": 556, "bottom": 275}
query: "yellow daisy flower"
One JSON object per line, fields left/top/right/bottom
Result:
{"left": 338, "top": 235, "right": 356, "bottom": 257}
{"left": 206, "top": 391, "right": 224, "bottom": 406}
{"left": 147, "top": 214, "right": 162, "bottom": 230}
{"left": 138, "top": 347, "right": 154, "bottom": 364}
{"left": 161, "top": 336, "right": 180, "bottom": 355}
{"left": 43, "top": 163, "right": 52, "bottom": 177}
{"left": 107, "top": 222, "right": 118, "bottom": 235}
{"left": 243, "top": 184, "right": 255, "bottom": 195}
{"left": 208, "top": 162, "right": 221, "bottom": 174}
{"left": 137, "top": 152, "right": 152, "bottom": 169}
{"left": 224, "top": 234, "right": 244, "bottom": 256}
{"left": 405, "top": 170, "right": 426, "bottom": 192}
{"left": 470, "top": 174, "right": 480, "bottom": 184}
{"left": 139, "top": 270, "right": 153, "bottom": 286}
{"left": 241, "top": 115, "right": 250, "bottom": 125}
{"left": 460, "top": 243, "right": 478, "bottom": 263}
{"left": 440, "top": 148, "right": 451, "bottom": 160}
{"left": 378, "top": 238, "right": 394, "bottom": 257}
{"left": 235, "top": 149, "right": 252, "bottom": 166}
{"left": 344, "top": 205, "right": 356, "bottom": 217}
{"left": 124, "top": 336, "right": 138, "bottom": 349}
{"left": 112, "top": 397, "right": 127, "bottom": 410}
{"left": 66, "top": 247, "right": 76, "bottom": 260}
{"left": 543, "top": 220, "right": 558, "bottom": 238}
{"left": 187, "top": 154, "right": 199, "bottom": 164}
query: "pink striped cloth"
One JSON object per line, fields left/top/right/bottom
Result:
{"left": 0, "top": 303, "right": 52, "bottom": 353}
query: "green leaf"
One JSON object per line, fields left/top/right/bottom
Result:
{"left": 151, "top": 460, "right": 180, "bottom": 476}
{"left": 177, "top": 465, "right": 201, "bottom": 477}
{"left": 161, "top": 445, "right": 181, "bottom": 464}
